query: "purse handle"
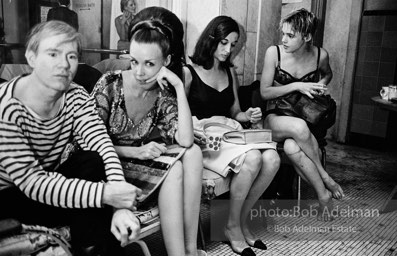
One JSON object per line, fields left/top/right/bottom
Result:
{"left": 203, "top": 122, "right": 236, "bottom": 137}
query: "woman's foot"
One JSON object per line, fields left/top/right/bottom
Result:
{"left": 224, "top": 227, "right": 256, "bottom": 255}
{"left": 197, "top": 249, "right": 207, "bottom": 256}
{"left": 323, "top": 176, "right": 344, "bottom": 200}
{"left": 318, "top": 189, "right": 334, "bottom": 222}
{"left": 241, "top": 226, "right": 267, "bottom": 250}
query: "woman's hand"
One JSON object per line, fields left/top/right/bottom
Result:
{"left": 120, "top": 10, "right": 132, "bottom": 24}
{"left": 245, "top": 107, "right": 262, "bottom": 123}
{"left": 136, "top": 141, "right": 167, "bottom": 160}
{"left": 296, "top": 82, "right": 327, "bottom": 98}
{"left": 145, "top": 66, "right": 184, "bottom": 91}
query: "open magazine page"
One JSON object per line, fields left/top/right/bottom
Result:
{"left": 120, "top": 145, "right": 187, "bottom": 224}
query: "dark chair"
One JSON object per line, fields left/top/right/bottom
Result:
{"left": 73, "top": 63, "right": 103, "bottom": 93}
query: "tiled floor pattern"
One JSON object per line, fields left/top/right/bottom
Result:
{"left": 126, "top": 141, "right": 397, "bottom": 256}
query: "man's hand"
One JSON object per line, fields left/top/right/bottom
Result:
{"left": 102, "top": 181, "right": 142, "bottom": 210}
{"left": 111, "top": 209, "right": 140, "bottom": 247}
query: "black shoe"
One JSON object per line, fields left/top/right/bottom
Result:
{"left": 251, "top": 239, "right": 267, "bottom": 250}
{"left": 237, "top": 247, "right": 256, "bottom": 256}
{"left": 224, "top": 241, "right": 256, "bottom": 256}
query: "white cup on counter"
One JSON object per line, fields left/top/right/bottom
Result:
{"left": 388, "top": 85, "right": 397, "bottom": 101}
{"left": 380, "top": 86, "right": 390, "bottom": 100}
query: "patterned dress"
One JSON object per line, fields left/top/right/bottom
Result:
{"left": 91, "top": 71, "right": 180, "bottom": 203}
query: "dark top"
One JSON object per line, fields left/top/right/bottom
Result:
{"left": 47, "top": 6, "right": 79, "bottom": 31}
{"left": 186, "top": 64, "right": 234, "bottom": 119}
{"left": 271, "top": 45, "right": 327, "bottom": 141}
{"left": 274, "top": 45, "right": 320, "bottom": 85}
{"left": 267, "top": 45, "right": 321, "bottom": 111}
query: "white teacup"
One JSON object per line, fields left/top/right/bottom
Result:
{"left": 388, "top": 85, "right": 397, "bottom": 101}
{"left": 380, "top": 86, "right": 390, "bottom": 100}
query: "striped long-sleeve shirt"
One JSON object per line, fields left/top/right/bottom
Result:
{"left": 0, "top": 76, "right": 125, "bottom": 208}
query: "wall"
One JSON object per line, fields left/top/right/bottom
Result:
{"left": 350, "top": 15, "right": 397, "bottom": 138}
{"left": 185, "top": 0, "right": 220, "bottom": 60}
{"left": 323, "top": 0, "right": 397, "bottom": 142}
{"left": 2, "top": 0, "right": 29, "bottom": 64}
{"left": 281, "top": 0, "right": 311, "bottom": 18}
{"left": 323, "top": 0, "right": 363, "bottom": 142}
{"left": 365, "top": 0, "right": 397, "bottom": 10}
{"left": 73, "top": 0, "right": 102, "bottom": 65}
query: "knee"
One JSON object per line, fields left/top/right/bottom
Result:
{"left": 261, "top": 150, "right": 280, "bottom": 172}
{"left": 291, "top": 119, "right": 311, "bottom": 140}
{"left": 242, "top": 150, "right": 262, "bottom": 175}
{"left": 182, "top": 144, "right": 203, "bottom": 176}
{"left": 183, "top": 144, "right": 203, "bottom": 162}
{"left": 283, "top": 139, "right": 302, "bottom": 156}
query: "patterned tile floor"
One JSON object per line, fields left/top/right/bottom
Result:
{"left": 125, "top": 140, "right": 397, "bottom": 256}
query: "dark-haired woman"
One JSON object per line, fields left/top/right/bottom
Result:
{"left": 92, "top": 8, "right": 205, "bottom": 256}
{"left": 184, "top": 16, "right": 280, "bottom": 256}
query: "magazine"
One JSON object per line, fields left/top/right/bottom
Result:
{"left": 134, "top": 205, "right": 160, "bottom": 225}
{"left": 120, "top": 144, "right": 187, "bottom": 203}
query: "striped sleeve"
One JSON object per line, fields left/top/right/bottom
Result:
{"left": 0, "top": 121, "right": 104, "bottom": 208}
{"left": 71, "top": 89, "right": 125, "bottom": 182}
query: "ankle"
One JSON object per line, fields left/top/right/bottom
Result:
{"left": 185, "top": 246, "right": 198, "bottom": 256}
{"left": 225, "top": 222, "right": 240, "bottom": 232}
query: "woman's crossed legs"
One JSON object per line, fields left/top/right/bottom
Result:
{"left": 264, "top": 114, "right": 344, "bottom": 200}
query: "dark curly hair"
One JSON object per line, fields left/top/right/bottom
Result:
{"left": 190, "top": 16, "right": 239, "bottom": 70}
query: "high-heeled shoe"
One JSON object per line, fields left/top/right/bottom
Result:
{"left": 198, "top": 249, "right": 208, "bottom": 256}
{"left": 247, "top": 239, "right": 267, "bottom": 250}
{"left": 223, "top": 241, "right": 256, "bottom": 256}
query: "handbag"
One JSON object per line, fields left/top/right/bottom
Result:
{"left": 192, "top": 116, "right": 276, "bottom": 177}
{"left": 223, "top": 129, "right": 272, "bottom": 144}
{"left": 274, "top": 92, "right": 336, "bottom": 128}
{"left": 203, "top": 123, "right": 272, "bottom": 146}
{"left": 193, "top": 116, "right": 242, "bottom": 151}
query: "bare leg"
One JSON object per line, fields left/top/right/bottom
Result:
{"left": 224, "top": 150, "right": 262, "bottom": 253}
{"left": 182, "top": 145, "right": 204, "bottom": 256}
{"left": 264, "top": 114, "right": 344, "bottom": 199}
{"left": 240, "top": 149, "right": 280, "bottom": 244}
{"left": 283, "top": 139, "right": 334, "bottom": 221}
{"left": 158, "top": 161, "right": 185, "bottom": 256}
